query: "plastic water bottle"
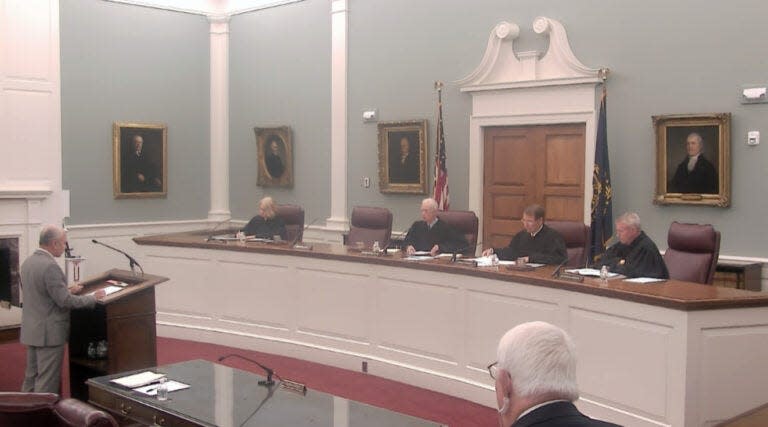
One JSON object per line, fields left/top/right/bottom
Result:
{"left": 156, "top": 377, "right": 168, "bottom": 401}
{"left": 372, "top": 241, "right": 381, "bottom": 254}
{"left": 600, "top": 265, "right": 609, "bottom": 281}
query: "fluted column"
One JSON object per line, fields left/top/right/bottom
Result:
{"left": 208, "top": 15, "right": 231, "bottom": 221}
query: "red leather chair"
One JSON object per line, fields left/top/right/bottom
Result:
{"left": 0, "top": 392, "right": 117, "bottom": 427}
{"left": 663, "top": 221, "right": 720, "bottom": 284}
{"left": 275, "top": 204, "right": 305, "bottom": 243}
{"left": 344, "top": 206, "right": 393, "bottom": 249}
{"left": 547, "top": 220, "right": 591, "bottom": 267}
{"left": 436, "top": 210, "right": 479, "bottom": 256}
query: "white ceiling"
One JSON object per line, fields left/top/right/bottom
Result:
{"left": 104, "top": 0, "right": 304, "bottom": 16}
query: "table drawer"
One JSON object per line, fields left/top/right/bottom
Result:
{"left": 88, "top": 385, "right": 199, "bottom": 427}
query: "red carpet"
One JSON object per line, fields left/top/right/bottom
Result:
{"left": 1, "top": 338, "right": 496, "bottom": 426}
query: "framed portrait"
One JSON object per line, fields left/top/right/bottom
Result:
{"left": 653, "top": 113, "right": 730, "bottom": 207}
{"left": 377, "top": 120, "right": 428, "bottom": 194}
{"left": 113, "top": 122, "right": 167, "bottom": 199}
{"left": 256, "top": 126, "right": 293, "bottom": 187}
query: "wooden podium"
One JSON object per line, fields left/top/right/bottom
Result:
{"left": 69, "top": 269, "right": 168, "bottom": 400}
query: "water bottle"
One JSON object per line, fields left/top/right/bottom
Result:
{"left": 156, "top": 377, "right": 168, "bottom": 401}
{"left": 600, "top": 265, "right": 609, "bottom": 281}
{"left": 372, "top": 241, "right": 381, "bottom": 254}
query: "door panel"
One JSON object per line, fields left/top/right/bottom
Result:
{"left": 483, "top": 124, "right": 585, "bottom": 248}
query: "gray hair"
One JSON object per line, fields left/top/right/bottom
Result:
{"left": 39, "top": 225, "right": 64, "bottom": 246}
{"left": 496, "top": 321, "right": 579, "bottom": 401}
{"left": 687, "top": 132, "right": 705, "bottom": 151}
{"left": 421, "top": 198, "right": 438, "bottom": 212}
{"left": 616, "top": 212, "right": 642, "bottom": 231}
{"left": 523, "top": 204, "right": 545, "bottom": 221}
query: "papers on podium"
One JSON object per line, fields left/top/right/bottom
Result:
{"left": 110, "top": 371, "right": 166, "bottom": 388}
{"left": 134, "top": 380, "right": 190, "bottom": 396}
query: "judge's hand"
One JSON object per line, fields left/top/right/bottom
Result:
{"left": 137, "top": 173, "right": 146, "bottom": 183}
{"left": 93, "top": 289, "right": 107, "bottom": 300}
{"left": 482, "top": 248, "right": 494, "bottom": 257}
{"left": 68, "top": 283, "right": 83, "bottom": 294}
{"left": 406, "top": 245, "right": 416, "bottom": 255}
{"left": 429, "top": 245, "right": 439, "bottom": 256}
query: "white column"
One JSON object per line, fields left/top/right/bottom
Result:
{"left": 207, "top": 15, "right": 231, "bottom": 221}
{"left": 325, "top": 0, "right": 348, "bottom": 231}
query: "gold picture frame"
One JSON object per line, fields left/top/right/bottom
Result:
{"left": 377, "top": 120, "right": 428, "bottom": 194}
{"left": 113, "top": 122, "right": 167, "bottom": 199}
{"left": 653, "top": 113, "right": 730, "bottom": 207}
{"left": 256, "top": 126, "right": 293, "bottom": 187}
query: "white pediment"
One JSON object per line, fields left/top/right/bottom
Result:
{"left": 458, "top": 17, "right": 602, "bottom": 91}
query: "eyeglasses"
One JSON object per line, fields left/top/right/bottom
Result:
{"left": 487, "top": 361, "right": 499, "bottom": 380}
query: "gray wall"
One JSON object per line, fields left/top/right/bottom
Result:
{"left": 60, "top": 0, "right": 767, "bottom": 257}
{"left": 61, "top": 0, "right": 210, "bottom": 224}
{"left": 346, "top": 0, "right": 768, "bottom": 256}
{"left": 229, "top": 0, "right": 331, "bottom": 222}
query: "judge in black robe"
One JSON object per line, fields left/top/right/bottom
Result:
{"left": 595, "top": 213, "right": 669, "bottom": 279}
{"left": 483, "top": 204, "right": 567, "bottom": 265}
{"left": 403, "top": 198, "right": 467, "bottom": 255}
{"left": 242, "top": 196, "right": 287, "bottom": 240}
{"left": 492, "top": 225, "right": 567, "bottom": 265}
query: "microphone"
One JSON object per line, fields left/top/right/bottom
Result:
{"left": 205, "top": 217, "right": 232, "bottom": 242}
{"left": 450, "top": 240, "right": 482, "bottom": 263}
{"left": 291, "top": 217, "right": 323, "bottom": 250}
{"left": 65, "top": 242, "right": 74, "bottom": 259}
{"left": 551, "top": 258, "right": 568, "bottom": 278}
{"left": 218, "top": 353, "right": 278, "bottom": 386}
{"left": 91, "top": 239, "right": 144, "bottom": 276}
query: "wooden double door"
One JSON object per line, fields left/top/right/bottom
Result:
{"left": 483, "top": 124, "right": 585, "bottom": 248}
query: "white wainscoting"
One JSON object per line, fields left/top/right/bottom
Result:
{"left": 120, "top": 238, "right": 768, "bottom": 427}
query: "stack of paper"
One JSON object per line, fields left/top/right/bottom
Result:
{"left": 110, "top": 371, "right": 166, "bottom": 388}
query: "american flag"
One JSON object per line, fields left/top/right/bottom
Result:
{"left": 433, "top": 81, "right": 450, "bottom": 210}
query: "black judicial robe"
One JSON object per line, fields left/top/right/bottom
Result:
{"left": 242, "top": 216, "right": 288, "bottom": 240}
{"left": 403, "top": 219, "right": 468, "bottom": 253}
{"left": 596, "top": 231, "right": 669, "bottom": 279}
{"left": 494, "top": 225, "right": 568, "bottom": 265}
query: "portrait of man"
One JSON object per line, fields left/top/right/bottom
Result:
{"left": 264, "top": 135, "right": 286, "bottom": 179}
{"left": 113, "top": 122, "right": 167, "bottom": 198}
{"left": 667, "top": 128, "right": 719, "bottom": 194}
{"left": 255, "top": 126, "right": 293, "bottom": 188}
{"left": 388, "top": 132, "right": 420, "bottom": 183}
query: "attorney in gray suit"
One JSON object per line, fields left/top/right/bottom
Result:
{"left": 20, "top": 225, "right": 105, "bottom": 393}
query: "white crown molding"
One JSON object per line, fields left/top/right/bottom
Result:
{"left": 458, "top": 17, "right": 601, "bottom": 92}
{"left": 0, "top": 181, "right": 53, "bottom": 199}
{"left": 102, "top": 0, "right": 304, "bottom": 17}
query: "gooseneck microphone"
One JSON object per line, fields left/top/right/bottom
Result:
{"left": 218, "top": 353, "right": 279, "bottom": 386}
{"left": 91, "top": 239, "right": 144, "bottom": 276}
{"left": 551, "top": 258, "right": 569, "bottom": 278}
{"left": 291, "top": 217, "right": 323, "bottom": 249}
{"left": 205, "top": 218, "right": 232, "bottom": 242}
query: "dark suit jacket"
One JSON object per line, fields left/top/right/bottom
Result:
{"left": 123, "top": 151, "right": 161, "bottom": 192}
{"left": 403, "top": 219, "right": 468, "bottom": 253}
{"left": 512, "top": 401, "right": 621, "bottom": 427}
{"left": 20, "top": 249, "right": 97, "bottom": 347}
{"left": 668, "top": 154, "right": 718, "bottom": 194}
{"left": 389, "top": 153, "right": 420, "bottom": 183}
{"left": 242, "top": 216, "right": 288, "bottom": 240}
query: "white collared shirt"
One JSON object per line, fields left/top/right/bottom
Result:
{"left": 427, "top": 218, "right": 438, "bottom": 229}
{"left": 38, "top": 247, "right": 56, "bottom": 260}
{"left": 530, "top": 223, "right": 544, "bottom": 238}
{"left": 687, "top": 153, "right": 700, "bottom": 172}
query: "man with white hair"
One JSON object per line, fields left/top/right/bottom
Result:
{"left": 403, "top": 198, "right": 467, "bottom": 256}
{"left": 491, "top": 321, "right": 620, "bottom": 427}
{"left": 20, "top": 225, "right": 105, "bottom": 393}
{"left": 668, "top": 132, "right": 718, "bottom": 194}
{"left": 595, "top": 212, "right": 668, "bottom": 279}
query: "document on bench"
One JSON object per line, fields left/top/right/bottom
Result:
{"left": 566, "top": 268, "right": 620, "bottom": 278}
{"left": 623, "top": 277, "right": 666, "bottom": 284}
{"left": 110, "top": 371, "right": 166, "bottom": 388}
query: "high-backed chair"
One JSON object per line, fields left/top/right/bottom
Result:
{"left": 0, "top": 392, "right": 117, "bottom": 427}
{"left": 344, "top": 206, "right": 393, "bottom": 249}
{"left": 663, "top": 221, "right": 721, "bottom": 284}
{"left": 436, "top": 210, "right": 479, "bottom": 256}
{"left": 547, "top": 220, "right": 591, "bottom": 267}
{"left": 275, "top": 204, "right": 305, "bottom": 243}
